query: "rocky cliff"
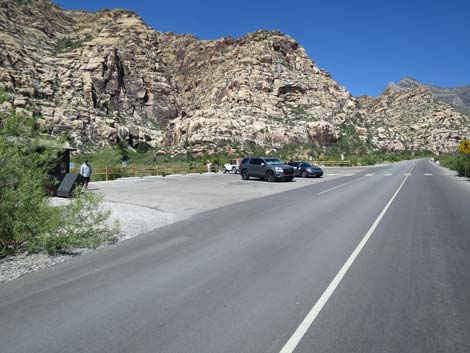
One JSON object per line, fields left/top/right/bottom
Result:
{"left": 388, "top": 77, "right": 470, "bottom": 116}
{"left": 0, "top": 0, "right": 468, "bottom": 154}
{"left": 356, "top": 87, "right": 470, "bottom": 152}
{"left": 0, "top": 0, "right": 179, "bottom": 149}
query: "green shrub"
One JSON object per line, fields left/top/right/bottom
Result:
{"left": 116, "top": 140, "right": 129, "bottom": 161}
{"left": 363, "top": 156, "right": 377, "bottom": 165}
{"left": 53, "top": 35, "right": 92, "bottom": 54}
{"left": 438, "top": 153, "right": 469, "bottom": 176}
{"left": 0, "top": 113, "right": 117, "bottom": 256}
{"left": 0, "top": 86, "right": 8, "bottom": 104}
{"left": 32, "top": 191, "right": 117, "bottom": 255}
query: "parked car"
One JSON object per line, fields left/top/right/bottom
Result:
{"left": 239, "top": 157, "right": 295, "bottom": 182}
{"left": 223, "top": 159, "right": 243, "bottom": 174}
{"left": 288, "top": 161, "right": 323, "bottom": 178}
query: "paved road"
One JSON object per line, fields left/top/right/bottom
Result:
{"left": 1, "top": 159, "right": 469, "bottom": 353}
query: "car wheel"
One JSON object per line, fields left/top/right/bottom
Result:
{"left": 241, "top": 170, "right": 249, "bottom": 180}
{"left": 302, "top": 171, "right": 307, "bottom": 178}
{"left": 232, "top": 167, "right": 237, "bottom": 174}
{"left": 265, "top": 171, "right": 275, "bottom": 182}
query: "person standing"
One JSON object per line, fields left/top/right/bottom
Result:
{"left": 80, "top": 160, "right": 92, "bottom": 189}
{"left": 206, "top": 160, "right": 212, "bottom": 173}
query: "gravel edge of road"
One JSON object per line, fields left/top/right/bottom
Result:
{"left": 0, "top": 200, "right": 175, "bottom": 284}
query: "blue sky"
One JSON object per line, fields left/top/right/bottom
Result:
{"left": 55, "top": 0, "right": 469, "bottom": 97}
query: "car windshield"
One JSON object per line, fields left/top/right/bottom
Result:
{"left": 305, "top": 163, "right": 320, "bottom": 168}
{"left": 264, "top": 158, "right": 282, "bottom": 165}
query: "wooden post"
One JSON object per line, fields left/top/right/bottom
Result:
{"left": 105, "top": 165, "right": 109, "bottom": 181}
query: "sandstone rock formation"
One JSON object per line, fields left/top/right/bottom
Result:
{"left": 156, "top": 30, "right": 356, "bottom": 154}
{"left": 0, "top": 0, "right": 179, "bottom": 149}
{"left": 0, "top": 0, "right": 468, "bottom": 154}
{"left": 388, "top": 77, "right": 470, "bottom": 116}
{"left": 357, "top": 87, "right": 470, "bottom": 153}
{"left": 0, "top": 0, "right": 353, "bottom": 153}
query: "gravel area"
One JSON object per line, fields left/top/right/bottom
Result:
{"left": 0, "top": 253, "right": 72, "bottom": 284}
{"left": 0, "top": 199, "right": 175, "bottom": 284}
{"left": 106, "top": 201, "right": 175, "bottom": 241}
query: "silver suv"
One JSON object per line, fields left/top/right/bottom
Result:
{"left": 239, "top": 157, "right": 295, "bottom": 182}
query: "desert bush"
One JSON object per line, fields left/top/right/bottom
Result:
{"left": 437, "top": 153, "right": 468, "bottom": 176}
{"left": 0, "top": 86, "right": 8, "bottom": 104}
{"left": 53, "top": 35, "right": 92, "bottom": 54}
{"left": 0, "top": 113, "right": 117, "bottom": 256}
{"left": 32, "top": 191, "right": 117, "bottom": 255}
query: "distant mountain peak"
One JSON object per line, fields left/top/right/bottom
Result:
{"left": 387, "top": 77, "right": 422, "bottom": 92}
{"left": 387, "top": 78, "right": 470, "bottom": 115}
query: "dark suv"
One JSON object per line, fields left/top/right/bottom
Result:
{"left": 239, "top": 157, "right": 295, "bottom": 182}
{"left": 288, "top": 161, "right": 323, "bottom": 178}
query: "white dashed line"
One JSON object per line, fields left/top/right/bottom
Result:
{"left": 404, "top": 173, "right": 412, "bottom": 176}
{"left": 280, "top": 168, "right": 414, "bottom": 353}
{"left": 316, "top": 176, "right": 365, "bottom": 195}
{"left": 424, "top": 173, "right": 432, "bottom": 176}
{"left": 366, "top": 173, "right": 375, "bottom": 177}
{"left": 384, "top": 173, "right": 392, "bottom": 176}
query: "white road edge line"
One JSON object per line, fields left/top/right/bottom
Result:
{"left": 280, "top": 169, "right": 413, "bottom": 353}
{"left": 316, "top": 176, "right": 365, "bottom": 195}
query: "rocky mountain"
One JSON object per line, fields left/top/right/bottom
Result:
{"left": 0, "top": 0, "right": 468, "bottom": 154}
{"left": 388, "top": 77, "right": 470, "bottom": 116}
{"left": 0, "top": 0, "right": 353, "bottom": 153}
{"left": 356, "top": 87, "right": 470, "bottom": 152}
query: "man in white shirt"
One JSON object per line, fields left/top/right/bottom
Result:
{"left": 80, "top": 161, "right": 92, "bottom": 189}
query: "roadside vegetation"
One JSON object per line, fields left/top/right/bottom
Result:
{"left": 0, "top": 114, "right": 117, "bottom": 258}
{"left": 72, "top": 137, "right": 435, "bottom": 182}
{"left": 436, "top": 153, "right": 469, "bottom": 176}
{"left": 72, "top": 144, "right": 214, "bottom": 181}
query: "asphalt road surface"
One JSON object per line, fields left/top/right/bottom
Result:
{"left": 1, "top": 159, "right": 469, "bottom": 353}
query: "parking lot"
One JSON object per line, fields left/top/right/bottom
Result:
{"left": 90, "top": 167, "right": 369, "bottom": 239}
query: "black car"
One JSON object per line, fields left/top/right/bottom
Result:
{"left": 288, "top": 161, "right": 323, "bottom": 178}
{"left": 239, "top": 157, "right": 295, "bottom": 182}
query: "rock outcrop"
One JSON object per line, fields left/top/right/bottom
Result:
{"left": 0, "top": 0, "right": 353, "bottom": 152}
{"left": 0, "top": 0, "right": 468, "bottom": 154}
{"left": 388, "top": 77, "right": 470, "bottom": 116}
{"left": 156, "top": 30, "right": 355, "bottom": 153}
{"left": 0, "top": 0, "right": 179, "bottom": 149}
{"left": 357, "top": 87, "right": 470, "bottom": 152}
